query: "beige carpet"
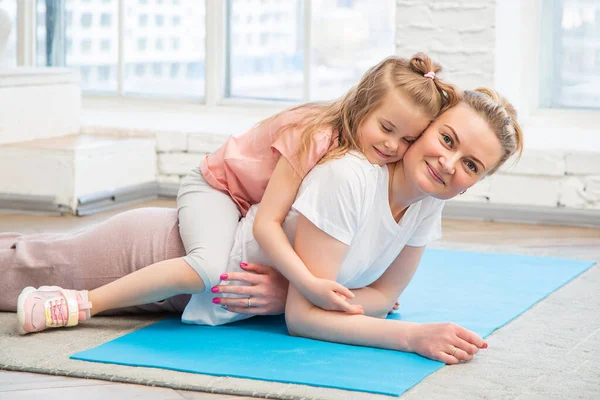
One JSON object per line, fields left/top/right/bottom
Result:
{"left": 0, "top": 312, "right": 390, "bottom": 400}
{"left": 1, "top": 243, "right": 598, "bottom": 400}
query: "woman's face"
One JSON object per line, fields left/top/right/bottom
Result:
{"left": 402, "top": 102, "right": 504, "bottom": 200}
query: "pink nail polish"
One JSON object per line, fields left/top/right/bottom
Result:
{"left": 211, "top": 287, "right": 219, "bottom": 293}
{"left": 220, "top": 274, "right": 228, "bottom": 280}
{"left": 212, "top": 298, "right": 221, "bottom": 304}
{"left": 240, "top": 262, "right": 248, "bottom": 267}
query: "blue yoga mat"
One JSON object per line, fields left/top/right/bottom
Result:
{"left": 72, "top": 249, "right": 595, "bottom": 396}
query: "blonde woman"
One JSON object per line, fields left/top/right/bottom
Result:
{"left": 7, "top": 88, "right": 523, "bottom": 364}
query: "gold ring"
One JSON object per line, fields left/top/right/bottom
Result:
{"left": 450, "top": 346, "right": 457, "bottom": 357}
{"left": 247, "top": 296, "right": 252, "bottom": 308}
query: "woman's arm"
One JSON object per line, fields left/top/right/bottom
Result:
{"left": 253, "top": 156, "right": 362, "bottom": 314}
{"left": 349, "top": 245, "right": 425, "bottom": 318}
{"left": 285, "top": 214, "right": 487, "bottom": 364}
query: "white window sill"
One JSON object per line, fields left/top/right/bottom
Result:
{"left": 82, "top": 97, "right": 600, "bottom": 155}
{"left": 523, "top": 109, "right": 600, "bottom": 153}
{"left": 81, "top": 96, "right": 291, "bottom": 138}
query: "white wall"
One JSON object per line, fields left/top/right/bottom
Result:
{"left": 392, "top": 0, "right": 600, "bottom": 211}
{"left": 3, "top": 0, "right": 599, "bottom": 217}
{"left": 395, "top": 0, "right": 496, "bottom": 90}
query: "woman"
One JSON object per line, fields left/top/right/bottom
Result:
{"left": 3, "top": 88, "right": 522, "bottom": 364}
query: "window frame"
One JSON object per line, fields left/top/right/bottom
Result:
{"left": 14, "top": 0, "right": 315, "bottom": 109}
{"left": 495, "top": 0, "right": 599, "bottom": 147}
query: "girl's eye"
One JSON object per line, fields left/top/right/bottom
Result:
{"left": 465, "top": 160, "right": 478, "bottom": 173}
{"left": 403, "top": 138, "right": 416, "bottom": 144}
{"left": 381, "top": 124, "right": 393, "bottom": 133}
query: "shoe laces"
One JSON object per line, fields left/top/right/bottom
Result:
{"left": 48, "top": 297, "right": 69, "bottom": 326}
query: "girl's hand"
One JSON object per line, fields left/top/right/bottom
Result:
{"left": 211, "top": 263, "right": 289, "bottom": 315}
{"left": 388, "top": 300, "right": 400, "bottom": 315}
{"left": 299, "top": 276, "right": 364, "bottom": 315}
{"left": 407, "top": 322, "right": 488, "bottom": 364}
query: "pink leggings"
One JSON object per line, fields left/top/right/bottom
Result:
{"left": 0, "top": 207, "right": 190, "bottom": 315}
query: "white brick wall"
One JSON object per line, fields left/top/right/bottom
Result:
{"left": 84, "top": 0, "right": 600, "bottom": 216}
{"left": 488, "top": 174, "right": 561, "bottom": 208}
{"left": 158, "top": 152, "right": 203, "bottom": 176}
{"left": 565, "top": 152, "right": 600, "bottom": 175}
{"left": 155, "top": 132, "right": 229, "bottom": 182}
{"left": 396, "top": 0, "right": 599, "bottom": 213}
{"left": 395, "top": 0, "right": 496, "bottom": 90}
{"left": 153, "top": 130, "right": 600, "bottom": 211}
{"left": 188, "top": 133, "right": 228, "bottom": 154}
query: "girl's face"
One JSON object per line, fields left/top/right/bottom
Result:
{"left": 403, "top": 102, "right": 504, "bottom": 199}
{"left": 357, "top": 90, "right": 431, "bottom": 166}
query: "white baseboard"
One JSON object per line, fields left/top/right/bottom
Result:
{"left": 0, "top": 182, "right": 158, "bottom": 216}
{"left": 443, "top": 201, "right": 600, "bottom": 228}
{"left": 2, "top": 183, "right": 599, "bottom": 228}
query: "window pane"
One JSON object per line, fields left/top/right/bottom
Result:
{"left": 124, "top": 0, "right": 205, "bottom": 98}
{"left": 36, "top": 0, "right": 119, "bottom": 93}
{"left": 542, "top": 0, "right": 600, "bottom": 109}
{"left": 311, "top": 0, "right": 395, "bottom": 101}
{"left": 0, "top": 0, "right": 17, "bottom": 68}
{"left": 227, "top": 0, "right": 304, "bottom": 101}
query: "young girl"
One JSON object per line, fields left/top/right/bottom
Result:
{"left": 182, "top": 53, "right": 458, "bottom": 315}
{"left": 10, "top": 53, "right": 459, "bottom": 328}
{"left": 8, "top": 87, "right": 523, "bottom": 364}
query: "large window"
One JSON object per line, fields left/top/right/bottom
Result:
{"left": 123, "top": 0, "right": 205, "bottom": 97}
{"left": 0, "top": 0, "right": 17, "bottom": 68}
{"left": 30, "top": 0, "right": 394, "bottom": 102}
{"left": 37, "top": 0, "right": 119, "bottom": 93}
{"left": 310, "top": 0, "right": 395, "bottom": 101}
{"left": 541, "top": 0, "right": 600, "bottom": 109}
{"left": 227, "top": 0, "right": 304, "bottom": 101}
{"left": 36, "top": 0, "right": 206, "bottom": 98}
{"left": 227, "top": 0, "right": 395, "bottom": 101}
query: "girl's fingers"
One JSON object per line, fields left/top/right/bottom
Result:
{"left": 334, "top": 284, "right": 354, "bottom": 299}
{"left": 336, "top": 298, "right": 363, "bottom": 314}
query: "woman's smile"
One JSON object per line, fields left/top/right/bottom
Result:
{"left": 425, "top": 161, "right": 445, "bottom": 185}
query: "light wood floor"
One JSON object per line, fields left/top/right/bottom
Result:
{"left": 1, "top": 200, "right": 599, "bottom": 400}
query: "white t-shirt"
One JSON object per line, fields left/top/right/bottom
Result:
{"left": 182, "top": 152, "right": 445, "bottom": 326}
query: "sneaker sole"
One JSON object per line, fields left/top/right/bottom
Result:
{"left": 16, "top": 286, "right": 37, "bottom": 335}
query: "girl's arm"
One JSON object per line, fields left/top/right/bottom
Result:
{"left": 253, "top": 156, "right": 363, "bottom": 314}
{"left": 285, "top": 214, "right": 487, "bottom": 364}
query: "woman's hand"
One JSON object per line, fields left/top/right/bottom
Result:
{"left": 407, "top": 322, "right": 488, "bottom": 364}
{"left": 211, "top": 263, "right": 289, "bottom": 315}
{"left": 298, "top": 276, "right": 364, "bottom": 315}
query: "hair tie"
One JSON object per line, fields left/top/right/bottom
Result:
{"left": 424, "top": 71, "right": 436, "bottom": 79}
